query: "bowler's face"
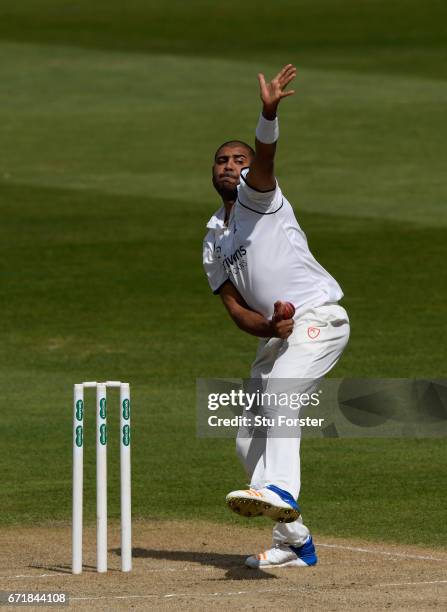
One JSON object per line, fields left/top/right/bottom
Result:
{"left": 212, "top": 146, "right": 252, "bottom": 198}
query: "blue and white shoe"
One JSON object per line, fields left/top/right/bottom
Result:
{"left": 245, "top": 536, "right": 318, "bottom": 568}
{"left": 226, "top": 484, "right": 300, "bottom": 523}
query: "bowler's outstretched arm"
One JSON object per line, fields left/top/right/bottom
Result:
{"left": 245, "top": 64, "right": 297, "bottom": 192}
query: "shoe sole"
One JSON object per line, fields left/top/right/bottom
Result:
{"left": 226, "top": 496, "right": 300, "bottom": 523}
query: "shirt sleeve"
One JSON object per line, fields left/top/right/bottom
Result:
{"left": 203, "top": 231, "right": 229, "bottom": 294}
{"left": 237, "top": 167, "right": 283, "bottom": 214}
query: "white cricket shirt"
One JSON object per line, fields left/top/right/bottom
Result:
{"left": 203, "top": 168, "right": 343, "bottom": 319}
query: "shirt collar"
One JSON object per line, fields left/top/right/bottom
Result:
{"left": 206, "top": 205, "right": 226, "bottom": 229}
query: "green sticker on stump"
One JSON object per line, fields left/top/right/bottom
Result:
{"left": 100, "top": 423, "right": 107, "bottom": 445}
{"left": 75, "top": 425, "right": 83, "bottom": 447}
{"left": 76, "top": 400, "right": 83, "bottom": 421}
{"left": 122, "top": 424, "right": 130, "bottom": 446}
{"left": 122, "top": 399, "right": 130, "bottom": 420}
{"left": 100, "top": 398, "right": 106, "bottom": 418}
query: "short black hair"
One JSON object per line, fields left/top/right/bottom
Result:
{"left": 214, "top": 140, "right": 255, "bottom": 161}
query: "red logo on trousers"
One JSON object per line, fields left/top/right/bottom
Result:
{"left": 307, "top": 326, "right": 320, "bottom": 339}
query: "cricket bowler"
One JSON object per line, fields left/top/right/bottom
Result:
{"left": 203, "top": 64, "right": 350, "bottom": 568}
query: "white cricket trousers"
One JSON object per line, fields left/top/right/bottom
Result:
{"left": 235, "top": 302, "right": 350, "bottom": 546}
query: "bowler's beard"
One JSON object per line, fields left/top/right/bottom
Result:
{"left": 212, "top": 175, "right": 238, "bottom": 201}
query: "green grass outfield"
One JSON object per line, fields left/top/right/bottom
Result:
{"left": 0, "top": 1, "right": 446, "bottom": 547}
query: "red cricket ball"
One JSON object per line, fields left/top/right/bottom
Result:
{"left": 273, "top": 301, "right": 296, "bottom": 321}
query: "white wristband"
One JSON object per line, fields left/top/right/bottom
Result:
{"left": 255, "top": 113, "right": 279, "bottom": 144}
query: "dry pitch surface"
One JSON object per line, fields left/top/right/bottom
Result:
{"left": 1, "top": 520, "right": 446, "bottom": 611}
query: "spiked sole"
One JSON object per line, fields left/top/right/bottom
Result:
{"left": 226, "top": 496, "right": 300, "bottom": 523}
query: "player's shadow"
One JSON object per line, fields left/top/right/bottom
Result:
{"left": 113, "top": 548, "right": 277, "bottom": 580}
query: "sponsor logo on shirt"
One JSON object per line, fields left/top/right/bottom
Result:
{"left": 223, "top": 246, "right": 247, "bottom": 276}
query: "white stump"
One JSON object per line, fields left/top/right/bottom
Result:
{"left": 120, "top": 383, "right": 132, "bottom": 572}
{"left": 96, "top": 382, "right": 108, "bottom": 573}
{"left": 72, "top": 384, "right": 84, "bottom": 574}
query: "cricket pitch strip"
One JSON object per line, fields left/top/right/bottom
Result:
{"left": 1, "top": 520, "right": 446, "bottom": 610}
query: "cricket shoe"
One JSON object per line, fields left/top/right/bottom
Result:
{"left": 245, "top": 537, "right": 318, "bottom": 569}
{"left": 226, "top": 484, "right": 300, "bottom": 523}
